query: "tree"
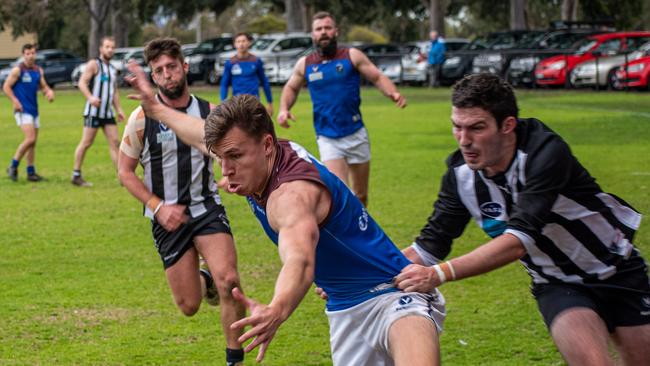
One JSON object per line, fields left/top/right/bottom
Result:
{"left": 85, "top": 0, "right": 112, "bottom": 59}
{"left": 285, "top": 0, "right": 306, "bottom": 32}
{"left": 562, "top": 0, "right": 579, "bottom": 21}
{"left": 510, "top": 0, "right": 528, "bottom": 30}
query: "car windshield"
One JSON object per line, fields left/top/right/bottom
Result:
{"left": 573, "top": 38, "right": 597, "bottom": 55}
{"left": 251, "top": 38, "right": 275, "bottom": 51}
{"left": 514, "top": 32, "right": 546, "bottom": 48}
{"left": 466, "top": 34, "right": 502, "bottom": 50}
{"left": 113, "top": 51, "right": 130, "bottom": 61}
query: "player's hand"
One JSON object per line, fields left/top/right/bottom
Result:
{"left": 266, "top": 103, "right": 274, "bottom": 117}
{"left": 117, "top": 108, "right": 125, "bottom": 122}
{"left": 89, "top": 96, "right": 101, "bottom": 108}
{"left": 230, "top": 288, "right": 284, "bottom": 363}
{"left": 390, "top": 92, "right": 407, "bottom": 108}
{"left": 314, "top": 286, "right": 328, "bottom": 301}
{"left": 154, "top": 204, "right": 189, "bottom": 232}
{"left": 276, "top": 110, "right": 295, "bottom": 128}
{"left": 12, "top": 100, "right": 23, "bottom": 112}
{"left": 394, "top": 264, "right": 440, "bottom": 292}
{"left": 125, "top": 61, "right": 158, "bottom": 114}
{"left": 45, "top": 89, "right": 55, "bottom": 103}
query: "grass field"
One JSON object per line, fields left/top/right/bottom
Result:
{"left": 1, "top": 85, "right": 648, "bottom": 365}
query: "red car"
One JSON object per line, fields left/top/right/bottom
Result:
{"left": 616, "top": 55, "right": 650, "bottom": 89}
{"left": 535, "top": 31, "right": 650, "bottom": 86}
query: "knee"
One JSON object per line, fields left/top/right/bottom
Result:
{"left": 175, "top": 297, "right": 201, "bottom": 316}
{"left": 23, "top": 137, "right": 37, "bottom": 147}
{"left": 214, "top": 271, "right": 241, "bottom": 300}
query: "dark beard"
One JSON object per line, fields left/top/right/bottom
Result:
{"left": 317, "top": 37, "right": 338, "bottom": 58}
{"left": 157, "top": 74, "right": 187, "bottom": 100}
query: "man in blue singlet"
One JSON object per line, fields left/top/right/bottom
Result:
{"left": 278, "top": 11, "right": 406, "bottom": 207}
{"left": 3, "top": 44, "right": 55, "bottom": 182}
{"left": 126, "top": 62, "right": 444, "bottom": 366}
{"left": 220, "top": 32, "right": 273, "bottom": 116}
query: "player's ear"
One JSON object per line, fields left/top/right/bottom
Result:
{"left": 263, "top": 134, "right": 274, "bottom": 156}
{"left": 501, "top": 116, "right": 517, "bottom": 134}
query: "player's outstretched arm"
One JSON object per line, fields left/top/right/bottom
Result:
{"left": 395, "top": 233, "right": 526, "bottom": 292}
{"left": 277, "top": 57, "right": 306, "bottom": 128}
{"left": 125, "top": 61, "right": 209, "bottom": 155}
{"left": 350, "top": 48, "right": 406, "bottom": 108}
{"left": 230, "top": 180, "right": 327, "bottom": 362}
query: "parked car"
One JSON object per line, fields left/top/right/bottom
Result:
{"left": 186, "top": 36, "right": 234, "bottom": 84}
{"left": 215, "top": 32, "right": 312, "bottom": 84}
{"left": 441, "top": 31, "right": 539, "bottom": 85}
{"left": 615, "top": 54, "right": 650, "bottom": 89}
{"left": 71, "top": 47, "right": 140, "bottom": 86}
{"left": 535, "top": 31, "right": 650, "bottom": 87}
{"left": 357, "top": 43, "right": 405, "bottom": 84}
{"left": 571, "top": 40, "right": 650, "bottom": 89}
{"left": 472, "top": 27, "right": 603, "bottom": 84}
{"left": 402, "top": 38, "right": 469, "bottom": 84}
{"left": 0, "top": 49, "right": 83, "bottom": 87}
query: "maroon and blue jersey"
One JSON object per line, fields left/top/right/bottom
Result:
{"left": 220, "top": 54, "right": 272, "bottom": 103}
{"left": 13, "top": 63, "right": 41, "bottom": 117}
{"left": 304, "top": 48, "right": 363, "bottom": 139}
{"left": 247, "top": 140, "right": 411, "bottom": 311}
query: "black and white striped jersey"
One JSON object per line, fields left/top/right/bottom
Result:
{"left": 83, "top": 58, "right": 117, "bottom": 118}
{"left": 415, "top": 118, "right": 645, "bottom": 285}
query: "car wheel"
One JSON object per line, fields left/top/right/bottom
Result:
{"left": 207, "top": 70, "right": 218, "bottom": 85}
{"left": 607, "top": 69, "right": 620, "bottom": 91}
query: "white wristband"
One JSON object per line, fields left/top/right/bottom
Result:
{"left": 153, "top": 200, "right": 164, "bottom": 216}
{"left": 432, "top": 264, "right": 446, "bottom": 284}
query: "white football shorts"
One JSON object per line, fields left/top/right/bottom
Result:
{"left": 326, "top": 289, "right": 446, "bottom": 366}
{"left": 14, "top": 112, "right": 40, "bottom": 128}
{"left": 317, "top": 127, "right": 370, "bottom": 164}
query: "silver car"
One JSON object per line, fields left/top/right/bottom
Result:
{"left": 571, "top": 40, "right": 650, "bottom": 89}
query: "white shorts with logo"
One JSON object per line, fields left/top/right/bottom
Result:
{"left": 317, "top": 127, "right": 370, "bottom": 164}
{"left": 14, "top": 112, "right": 40, "bottom": 128}
{"left": 326, "top": 289, "right": 446, "bottom": 366}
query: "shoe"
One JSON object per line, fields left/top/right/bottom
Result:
{"left": 71, "top": 175, "right": 92, "bottom": 187}
{"left": 7, "top": 166, "right": 17, "bottom": 181}
{"left": 27, "top": 173, "right": 43, "bottom": 182}
{"left": 199, "top": 267, "right": 220, "bottom": 306}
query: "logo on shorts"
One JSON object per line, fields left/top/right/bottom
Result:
{"left": 399, "top": 296, "right": 413, "bottom": 306}
{"left": 336, "top": 63, "right": 344, "bottom": 73}
{"left": 480, "top": 202, "right": 503, "bottom": 218}
{"left": 358, "top": 208, "right": 369, "bottom": 231}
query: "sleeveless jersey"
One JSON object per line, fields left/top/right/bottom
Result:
{"left": 84, "top": 58, "right": 117, "bottom": 118}
{"left": 247, "top": 140, "right": 411, "bottom": 311}
{"left": 220, "top": 54, "right": 272, "bottom": 103}
{"left": 140, "top": 95, "right": 220, "bottom": 218}
{"left": 304, "top": 48, "right": 363, "bottom": 139}
{"left": 13, "top": 63, "right": 41, "bottom": 117}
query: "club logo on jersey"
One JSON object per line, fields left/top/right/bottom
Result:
{"left": 399, "top": 296, "right": 413, "bottom": 306}
{"left": 312, "top": 65, "right": 319, "bottom": 72}
{"left": 100, "top": 72, "right": 109, "bottom": 82}
{"left": 232, "top": 64, "right": 242, "bottom": 75}
{"left": 21, "top": 73, "right": 32, "bottom": 83}
{"left": 480, "top": 202, "right": 503, "bottom": 218}
{"left": 358, "top": 208, "right": 369, "bottom": 231}
{"left": 156, "top": 123, "right": 174, "bottom": 143}
{"left": 336, "top": 63, "right": 344, "bottom": 73}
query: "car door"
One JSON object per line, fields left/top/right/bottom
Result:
{"left": 43, "top": 53, "right": 68, "bottom": 85}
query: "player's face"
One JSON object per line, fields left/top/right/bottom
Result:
{"left": 100, "top": 40, "right": 116, "bottom": 60}
{"left": 22, "top": 48, "right": 37, "bottom": 66}
{"left": 451, "top": 106, "right": 514, "bottom": 176}
{"left": 234, "top": 35, "right": 251, "bottom": 54}
{"left": 212, "top": 127, "right": 274, "bottom": 196}
{"left": 150, "top": 54, "right": 188, "bottom": 99}
{"left": 312, "top": 17, "right": 338, "bottom": 48}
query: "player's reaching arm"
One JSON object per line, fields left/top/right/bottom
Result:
{"left": 277, "top": 56, "right": 306, "bottom": 128}
{"left": 117, "top": 109, "right": 188, "bottom": 231}
{"left": 349, "top": 48, "right": 406, "bottom": 108}
{"left": 38, "top": 67, "right": 54, "bottom": 102}
{"left": 230, "top": 180, "right": 329, "bottom": 362}
{"left": 125, "top": 61, "right": 208, "bottom": 155}
{"left": 2, "top": 67, "right": 23, "bottom": 111}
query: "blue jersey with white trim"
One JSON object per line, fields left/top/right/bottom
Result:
{"left": 247, "top": 140, "right": 411, "bottom": 311}
{"left": 13, "top": 64, "right": 41, "bottom": 117}
{"left": 305, "top": 48, "right": 363, "bottom": 138}
{"left": 220, "top": 55, "right": 272, "bottom": 103}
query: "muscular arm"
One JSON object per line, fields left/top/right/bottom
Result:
{"left": 78, "top": 60, "right": 98, "bottom": 101}
{"left": 277, "top": 57, "right": 306, "bottom": 127}
{"left": 349, "top": 48, "right": 406, "bottom": 108}
{"left": 2, "top": 67, "right": 22, "bottom": 110}
{"left": 125, "top": 61, "right": 209, "bottom": 155}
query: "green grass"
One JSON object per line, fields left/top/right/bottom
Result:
{"left": 0, "top": 85, "right": 648, "bottom": 365}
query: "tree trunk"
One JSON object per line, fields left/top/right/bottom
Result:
{"left": 111, "top": 6, "right": 128, "bottom": 48}
{"left": 422, "top": 0, "right": 445, "bottom": 37}
{"left": 562, "top": 0, "right": 579, "bottom": 21}
{"left": 86, "top": 0, "right": 111, "bottom": 59}
{"left": 285, "top": 0, "right": 305, "bottom": 32}
{"left": 510, "top": 0, "right": 527, "bottom": 30}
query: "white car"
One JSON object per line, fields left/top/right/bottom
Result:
{"left": 215, "top": 32, "right": 312, "bottom": 84}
